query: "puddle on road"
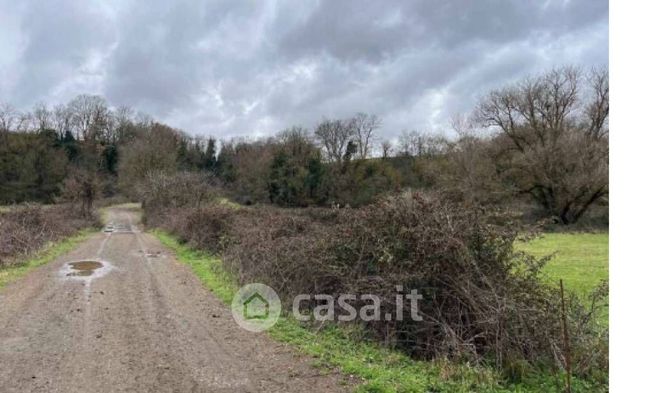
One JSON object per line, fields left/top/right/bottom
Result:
{"left": 61, "top": 260, "right": 113, "bottom": 282}
{"left": 138, "top": 250, "right": 164, "bottom": 258}
{"left": 103, "top": 222, "right": 132, "bottom": 234}
{"left": 66, "top": 261, "right": 104, "bottom": 277}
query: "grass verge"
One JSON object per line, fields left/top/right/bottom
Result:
{"left": 153, "top": 229, "right": 602, "bottom": 393}
{"left": 0, "top": 229, "right": 95, "bottom": 290}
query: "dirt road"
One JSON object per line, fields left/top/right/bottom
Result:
{"left": 0, "top": 206, "right": 350, "bottom": 392}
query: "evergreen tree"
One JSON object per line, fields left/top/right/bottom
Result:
{"left": 204, "top": 137, "right": 217, "bottom": 172}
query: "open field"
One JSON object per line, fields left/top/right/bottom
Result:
{"left": 517, "top": 233, "right": 609, "bottom": 295}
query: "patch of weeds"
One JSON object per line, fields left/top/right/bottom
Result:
{"left": 215, "top": 197, "right": 243, "bottom": 210}
{"left": 0, "top": 229, "right": 95, "bottom": 289}
{"left": 154, "top": 228, "right": 602, "bottom": 392}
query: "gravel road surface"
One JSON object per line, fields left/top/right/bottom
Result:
{"left": 0, "top": 206, "right": 350, "bottom": 392}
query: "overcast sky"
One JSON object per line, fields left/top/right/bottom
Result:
{"left": 0, "top": 0, "right": 607, "bottom": 139}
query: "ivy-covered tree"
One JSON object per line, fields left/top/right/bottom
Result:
{"left": 268, "top": 128, "right": 326, "bottom": 206}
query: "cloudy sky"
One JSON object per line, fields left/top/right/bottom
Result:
{"left": 0, "top": 0, "right": 607, "bottom": 139}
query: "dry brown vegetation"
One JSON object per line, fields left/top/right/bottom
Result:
{"left": 146, "top": 190, "right": 608, "bottom": 384}
{"left": 0, "top": 204, "right": 99, "bottom": 267}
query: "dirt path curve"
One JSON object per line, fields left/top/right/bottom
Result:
{"left": 0, "top": 206, "right": 350, "bottom": 393}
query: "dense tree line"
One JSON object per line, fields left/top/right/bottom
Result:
{"left": 0, "top": 95, "right": 216, "bottom": 210}
{"left": 0, "top": 66, "right": 608, "bottom": 224}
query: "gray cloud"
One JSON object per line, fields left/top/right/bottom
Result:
{"left": 0, "top": 0, "right": 607, "bottom": 139}
{"left": 4, "top": 0, "right": 115, "bottom": 105}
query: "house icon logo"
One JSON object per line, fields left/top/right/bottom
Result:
{"left": 231, "top": 283, "right": 281, "bottom": 332}
{"left": 243, "top": 292, "right": 269, "bottom": 320}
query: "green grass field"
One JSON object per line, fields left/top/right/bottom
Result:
{"left": 516, "top": 232, "right": 609, "bottom": 295}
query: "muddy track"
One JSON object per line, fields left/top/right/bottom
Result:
{"left": 0, "top": 206, "right": 351, "bottom": 392}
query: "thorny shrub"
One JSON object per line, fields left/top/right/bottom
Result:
{"left": 136, "top": 171, "right": 217, "bottom": 222}
{"left": 0, "top": 204, "right": 99, "bottom": 267}
{"left": 148, "top": 191, "right": 608, "bottom": 384}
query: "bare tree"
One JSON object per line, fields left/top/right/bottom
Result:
{"left": 314, "top": 118, "right": 355, "bottom": 164}
{"left": 398, "top": 130, "right": 445, "bottom": 157}
{"left": 14, "top": 112, "right": 33, "bottom": 133}
{"left": 118, "top": 122, "right": 181, "bottom": 197}
{"left": 442, "top": 115, "right": 506, "bottom": 204}
{"left": 0, "top": 102, "right": 19, "bottom": 132}
{"left": 68, "top": 94, "right": 110, "bottom": 140}
{"left": 115, "top": 105, "right": 135, "bottom": 126}
{"left": 135, "top": 112, "right": 154, "bottom": 128}
{"left": 351, "top": 113, "right": 381, "bottom": 159}
{"left": 398, "top": 130, "right": 420, "bottom": 156}
{"left": 584, "top": 68, "right": 609, "bottom": 138}
{"left": 380, "top": 140, "right": 393, "bottom": 159}
{"left": 104, "top": 111, "right": 118, "bottom": 143}
{"left": 33, "top": 102, "right": 52, "bottom": 131}
{"left": 60, "top": 167, "right": 99, "bottom": 217}
{"left": 114, "top": 105, "right": 136, "bottom": 143}
{"left": 136, "top": 171, "right": 215, "bottom": 214}
{"left": 476, "top": 66, "right": 609, "bottom": 224}
{"left": 53, "top": 104, "right": 73, "bottom": 138}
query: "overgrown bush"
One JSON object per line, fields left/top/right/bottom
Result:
{"left": 58, "top": 167, "right": 99, "bottom": 217}
{"left": 152, "top": 205, "right": 235, "bottom": 254}
{"left": 136, "top": 171, "right": 217, "bottom": 221}
{"left": 0, "top": 204, "right": 99, "bottom": 267}
{"left": 147, "top": 191, "right": 607, "bottom": 385}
